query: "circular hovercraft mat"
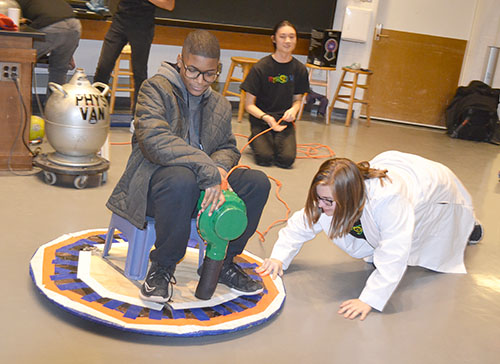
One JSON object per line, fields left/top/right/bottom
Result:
{"left": 29, "top": 229, "right": 285, "bottom": 337}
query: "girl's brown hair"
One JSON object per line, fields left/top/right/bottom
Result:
{"left": 304, "top": 158, "right": 389, "bottom": 239}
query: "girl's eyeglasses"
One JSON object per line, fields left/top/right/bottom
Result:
{"left": 317, "top": 196, "right": 334, "bottom": 206}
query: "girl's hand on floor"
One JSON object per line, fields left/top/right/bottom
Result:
{"left": 338, "top": 299, "right": 372, "bottom": 321}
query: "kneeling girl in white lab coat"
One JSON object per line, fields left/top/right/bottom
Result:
{"left": 256, "top": 151, "right": 482, "bottom": 320}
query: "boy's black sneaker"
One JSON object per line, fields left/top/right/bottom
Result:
{"left": 140, "top": 262, "right": 176, "bottom": 303}
{"left": 218, "top": 262, "right": 263, "bottom": 295}
{"left": 468, "top": 223, "right": 484, "bottom": 244}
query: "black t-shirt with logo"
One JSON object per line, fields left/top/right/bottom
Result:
{"left": 241, "top": 55, "right": 309, "bottom": 122}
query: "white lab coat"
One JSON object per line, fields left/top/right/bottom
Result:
{"left": 270, "top": 151, "right": 475, "bottom": 311}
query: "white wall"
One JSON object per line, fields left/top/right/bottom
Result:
{"left": 326, "top": 0, "right": 380, "bottom": 116}
{"left": 459, "top": 0, "right": 500, "bottom": 88}
{"left": 376, "top": 0, "right": 476, "bottom": 40}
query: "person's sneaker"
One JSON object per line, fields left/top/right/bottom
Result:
{"left": 140, "top": 262, "right": 176, "bottom": 303}
{"left": 468, "top": 223, "right": 484, "bottom": 244}
{"left": 218, "top": 262, "right": 263, "bottom": 295}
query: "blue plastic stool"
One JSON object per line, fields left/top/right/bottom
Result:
{"left": 102, "top": 214, "right": 206, "bottom": 280}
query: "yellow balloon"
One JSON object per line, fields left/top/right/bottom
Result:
{"left": 30, "top": 115, "right": 45, "bottom": 141}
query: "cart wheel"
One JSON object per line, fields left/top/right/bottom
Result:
{"left": 43, "top": 171, "right": 57, "bottom": 185}
{"left": 101, "top": 171, "right": 108, "bottom": 184}
{"left": 74, "top": 175, "right": 88, "bottom": 189}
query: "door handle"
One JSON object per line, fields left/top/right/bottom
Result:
{"left": 375, "top": 24, "right": 389, "bottom": 41}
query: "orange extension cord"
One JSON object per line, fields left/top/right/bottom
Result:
{"left": 110, "top": 118, "right": 335, "bottom": 241}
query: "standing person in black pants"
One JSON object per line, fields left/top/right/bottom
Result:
{"left": 106, "top": 30, "right": 271, "bottom": 303}
{"left": 93, "top": 0, "right": 175, "bottom": 115}
{"left": 241, "top": 20, "right": 309, "bottom": 169}
{"left": 17, "top": 0, "right": 81, "bottom": 97}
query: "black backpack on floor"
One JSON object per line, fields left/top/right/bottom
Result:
{"left": 445, "top": 80, "right": 500, "bottom": 143}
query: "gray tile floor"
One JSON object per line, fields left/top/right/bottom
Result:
{"left": 1, "top": 115, "right": 500, "bottom": 363}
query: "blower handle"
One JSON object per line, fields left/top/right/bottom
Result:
{"left": 48, "top": 82, "right": 68, "bottom": 98}
{"left": 92, "top": 82, "right": 110, "bottom": 97}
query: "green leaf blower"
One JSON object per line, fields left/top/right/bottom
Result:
{"left": 195, "top": 189, "right": 248, "bottom": 300}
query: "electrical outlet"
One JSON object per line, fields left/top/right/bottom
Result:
{"left": 0, "top": 62, "right": 21, "bottom": 81}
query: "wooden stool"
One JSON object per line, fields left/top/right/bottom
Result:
{"left": 329, "top": 67, "right": 372, "bottom": 127}
{"left": 109, "top": 44, "right": 134, "bottom": 114}
{"left": 222, "top": 56, "right": 258, "bottom": 122}
{"left": 298, "top": 63, "right": 336, "bottom": 124}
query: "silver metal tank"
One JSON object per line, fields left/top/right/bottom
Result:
{"left": 45, "top": 69, "right": 110, "bottom": 167}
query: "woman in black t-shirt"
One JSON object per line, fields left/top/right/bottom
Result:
{"left": 241, "top": 20, "right": 309, "bottom": 168}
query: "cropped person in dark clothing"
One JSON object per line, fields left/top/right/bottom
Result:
{"left": 106, "top": 30, "right": 270, "bottom": 303}
{"left": 17, "top": 0, "right": 81, "bottom": 95}
{"left": 241, "top": 20, "right": 309, "bottom": 168}
{"left": 93, "top": 0, "right": 175, "bottom": 114}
